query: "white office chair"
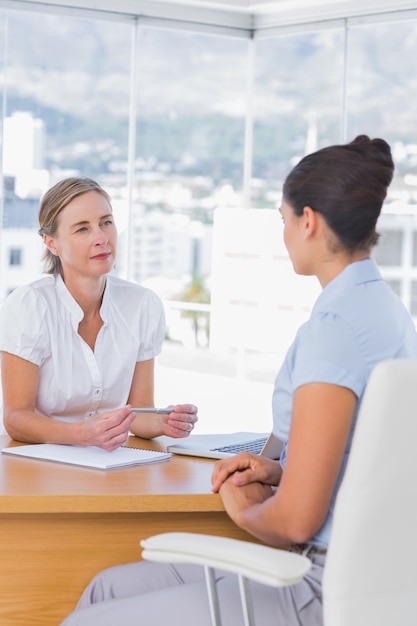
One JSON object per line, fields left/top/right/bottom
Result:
{"left": 322, "top": 357, "right": 417, "bottom": 626}
{"left": 141, "top": 359, "right": 417, "bottom": 626}
{"left": 141, "top": 531, "right": 311, "bottom": 626}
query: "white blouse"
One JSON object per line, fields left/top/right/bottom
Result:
{"left": 0, "top": 274, "right": 165, "bottom": 422}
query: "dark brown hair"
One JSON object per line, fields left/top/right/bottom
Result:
{"left": 282, "top": 135, "right": 394, "bottom": 252}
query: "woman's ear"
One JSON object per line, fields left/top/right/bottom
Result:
{"left": 302, "top": 206, "right": 319, "bottom": 239}
{"left": 43, "top": 234, "right": 59, "bottom": 256}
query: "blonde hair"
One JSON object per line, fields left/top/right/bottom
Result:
{"left": 38, "top": 177, "right": 111, "bottom": 276}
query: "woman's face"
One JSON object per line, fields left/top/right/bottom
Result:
{"left": 279, "top": 199, "right": 307, "bottom": 275}
{"left": 46, "top": 190, "right": 117, "bottom": 280}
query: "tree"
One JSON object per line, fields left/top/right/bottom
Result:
{"left": 176, "top": 273, "right": 210, "bottom": 348}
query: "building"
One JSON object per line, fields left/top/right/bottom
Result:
{"left": 2, "top": 111, "right": 49, "bottom": 199}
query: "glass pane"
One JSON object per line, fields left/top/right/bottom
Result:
{"left": 2, "top": 7, "right": 417, "bottom": 436}
{"left": 411, "top": 281, "right": 417, "bottom": 316}
{"left": 0, "top": 10, "right": 132, "bottom": 301}
{"left": 343, "top": 19, "right": 417, "bottom": 323}
{"left": 373, "top": 229, "right": 403, "bottom": 266}
{"left": 412, "top": 231, "right": 417, "bottom": 266}
{"left": 252, "top": 28, "right": 345, "bottom": 209}
{"left": 346, "top": 19, "right": 417, "bottom": 192}
{"left": 130, "top": 28, "right": 254, "bottom": 432}
{"left": 128, "top": 26, "right": 248, "bottom": 281}
{"left": 346, "top": 19, "right": 417, "bottom": 322}
{"left": 8, "top": 248, "right": 22, "bottom": 266}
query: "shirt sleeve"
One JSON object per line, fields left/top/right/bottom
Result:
{"left": 0, "top": 286, "right": 51, "bottom": 366}
{"left": 136, "top": 288, "right": 166, "bottom": 362}
{"left": 291, "top": 312, "right": 367, "bottom": 398}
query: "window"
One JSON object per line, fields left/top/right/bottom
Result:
{"left": 1, "top": 3, "right": 417, "bottom": 435}
{"left": 346, "top": 19, "right": 417, "bottom": 186}
{"left": 373, "top": 229, "right": 403, "bottom": 267}
{"left": 252, "top": 28, "right": 345, "bottom": 209}
{"left": 0, "top": 9, "right": 132, "bottom": 300}
{"left": 8, "top": 248, "right": 22, "bottom": 266}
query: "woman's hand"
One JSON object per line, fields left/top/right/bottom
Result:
{"left": 211, "top": 452, "right": 282, "bottom": 493}
{"left": 218, "top": 476, "right": 274, "bottom": 528}
{"left": 76, "top": 407, "right": 136, "bottom": 451}
{"left": 161, "top": 403, "right": 198, "bottom": 438}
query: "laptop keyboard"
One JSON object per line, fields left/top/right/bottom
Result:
{"left": 213, "top": 437, "right": 268, "bottom": 455}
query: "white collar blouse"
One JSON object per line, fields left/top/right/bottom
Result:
{"left": 0, "top": 274, "right": 166, "bottom": 422}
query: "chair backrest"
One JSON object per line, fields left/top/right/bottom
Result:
{"left": 323, "top": 358, "right": 417, "bottom": 626}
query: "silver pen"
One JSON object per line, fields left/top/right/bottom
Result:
{"left": 131, "top": 407, "right": 172, "bottom": 414}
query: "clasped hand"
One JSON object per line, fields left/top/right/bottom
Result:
{"left": 211, "top": 451, "right": 281, "bottom": 493}
{"left": 211, "top": 452, "right": 278, "bottom": 528}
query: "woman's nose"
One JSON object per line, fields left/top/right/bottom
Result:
{"left": 93, "top": 227, "right": 108, "bottom": 245}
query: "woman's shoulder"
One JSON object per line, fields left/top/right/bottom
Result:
{"left": 0, "top": 277, "right": 56, "bottom": 336}
{"left": 107, "top": 274, "right": 158, "bottom": 296}
{"left": 2, "top": 275, "right": 55, "bottom": 308}
{"left": 106, "top": 275, "right": 163, "bottom": 309}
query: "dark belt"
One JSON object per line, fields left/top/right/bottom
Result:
{"left": 289, "top": 543, "right": 327, "bottom": 556}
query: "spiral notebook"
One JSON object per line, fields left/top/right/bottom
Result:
{"left": 1, "top": 443, "right": 171, "bottom": 470}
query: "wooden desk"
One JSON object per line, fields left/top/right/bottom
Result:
{"left": 0, "top": 435, "right": 256, "bottom": 626}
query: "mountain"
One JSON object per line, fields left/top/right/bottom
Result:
{"left": 3, "top": 9, "right": 417, "bottom": 185}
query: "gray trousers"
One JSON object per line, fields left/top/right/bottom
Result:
{"left": 60, "top": 553, "right": 325, "bottom": 626}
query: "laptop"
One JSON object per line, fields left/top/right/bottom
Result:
{"left": 166, "top": 431, "right": 283, "bottom": 460}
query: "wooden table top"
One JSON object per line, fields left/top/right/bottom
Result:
{"left": 0, "top": 434, "right": 223, "bottom": 514}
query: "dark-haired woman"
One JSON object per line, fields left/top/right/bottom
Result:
{"left": 60, "top": 136, "right": 417, "bottom": 626}
{"left": 0, "top": 177, "right": 198, "bottom": 449}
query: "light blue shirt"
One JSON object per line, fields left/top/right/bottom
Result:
{"left": 272, "top": 258, "right": 417, "bottom": 547}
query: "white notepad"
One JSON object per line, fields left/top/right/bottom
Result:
{"left": 1, "top": 443, "right": 171, "bottom": 470}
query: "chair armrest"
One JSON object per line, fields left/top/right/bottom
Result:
{"left": 141, "top": 532, "right": 311, "bottom": 588}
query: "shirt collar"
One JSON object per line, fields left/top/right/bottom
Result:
{"left": 100, "top": 277, "right": 110, "bottom": 321}
{"left": 55, "top": 274, "right": 109, "bottom": 326}
{"left": 313, "top": 258, "right": 382, "bottom": 312}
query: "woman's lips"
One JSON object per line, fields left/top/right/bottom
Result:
{"left": 91, "top": 252, "right": 111, "bottom": 260}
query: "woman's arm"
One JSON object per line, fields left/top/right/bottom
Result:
{"left": 218, "top": 382, "right": 357, "bottom": 547}
{"left": 1, "top": 351, "right": 135, "bottom": 450}
{"left": 128, "top": 359, "right": 198, "bottom": 439}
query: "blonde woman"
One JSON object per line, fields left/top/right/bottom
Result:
{"left": 0, "top": 177, "right": 197, "bottom": 449}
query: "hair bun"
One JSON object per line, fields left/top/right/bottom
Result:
{"left": 351, "top": 134, "right": 370, "bottom": 145}
{"left": 283, "top": 134, "right": 394, "bottom": 252}
{"left": 350, "top": 135, "right": 393, "bottom": 185}
{"left": 351, "top": 134, "right": 392, "bottom": 159}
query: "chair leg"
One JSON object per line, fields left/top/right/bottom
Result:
{"left": 238, "top": 575, "right": 256, "bottom": 626}
{"left": 204, "top": 566, "right": 256, "bottom": 626}
{"left": 204, "top": 566, "right": 222, "bottom": 626}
